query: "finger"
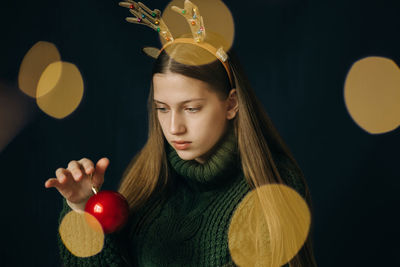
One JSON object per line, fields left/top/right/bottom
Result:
{"left": 78, "top": 158, "right": 95, "bottom": 175}
{"left": 92, "top": 157, "right": 110, "bottom": 188}
{"left": 55, "top": 168, "right": 71, "bottom": 184}
{"left": 95, "top": 157, "right": 110, "bottom": 175}
{"left": 67, "top": 160, "right": 85, "bottom": 182}
{"left": 44, "top": 178, "right": 61, "bottom": 189}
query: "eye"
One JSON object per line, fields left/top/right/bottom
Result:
{"left": 155, "top": 107, "right": 168, "bottom": 113}
{"left": 186, "top": 107, "right": 200, "bottom": 113}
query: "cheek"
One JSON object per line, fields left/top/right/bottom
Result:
{"left": 157, "top": 115, "right": 169, "bottom": 132}
{"left": 204, "top": 106, "right": 227, "bottom": 125}
{"left": 194, "top": 108, "right": 227, "bottom": 134}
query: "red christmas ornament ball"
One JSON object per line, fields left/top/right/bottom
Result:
{"left": 85, "top": 190, "right": 129, "bottom": 234}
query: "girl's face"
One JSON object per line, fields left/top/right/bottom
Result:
{"left": 153, "top": 72, "right": 238, "bottom": 164}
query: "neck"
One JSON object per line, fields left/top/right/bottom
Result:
{"left": 166, "top": 127, "right": 240, "bottom": 192}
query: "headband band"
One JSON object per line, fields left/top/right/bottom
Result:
{"left": 159, "top": 38, "right": 234, "bottom": 88}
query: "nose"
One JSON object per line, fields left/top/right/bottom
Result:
{"left": 169, "top": 110, "right": 186, "bottom": 135}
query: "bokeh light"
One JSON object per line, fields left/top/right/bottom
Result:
{"left": 59, "top": 211, "right": 104, "bottom": 257}
{"left": 18, "top": 41, "right": 61, "bottom": 98}
{"left": 344, "top": 56, "right": 400, "bottom": 134}
{"left": 36, "top": 61, "right": 84, "bottom": 119}
{"left": 0, "top": 81, "right": 32, "bottom": 153}
{"left": 160, "top": 0, "right": 234, "bottom": 66}
{"left": 228, "top": 184, "right": 311, "bottom": 267}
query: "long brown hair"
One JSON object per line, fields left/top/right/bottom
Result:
{"left": 118, "top": 41, "right": 317, "bottom": 267}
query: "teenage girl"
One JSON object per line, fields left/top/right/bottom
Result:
{"left": 45, "top": 37, "right": 317, "bottom": 267}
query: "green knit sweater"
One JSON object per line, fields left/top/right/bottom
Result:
{"left": 58, "top": 129, "right": 305, "bottom": 267}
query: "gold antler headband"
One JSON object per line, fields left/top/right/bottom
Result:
{"left": 118, "top": 0, "right": 234, "bottom": 87}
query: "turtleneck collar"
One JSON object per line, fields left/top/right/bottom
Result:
{"left": 166, "top": 127, "right": 241, "bottom": 191}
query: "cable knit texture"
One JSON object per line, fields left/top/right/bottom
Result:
{"left": 58, "top": 128, "right": 305, "bottom": 266}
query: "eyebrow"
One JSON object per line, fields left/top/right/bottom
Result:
{"left": 153, "top": 98, "right": 206, "bottom": 105}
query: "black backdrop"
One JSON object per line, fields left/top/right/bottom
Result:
{"left": 0, "top": 0, "right": 399, "bottom": 266}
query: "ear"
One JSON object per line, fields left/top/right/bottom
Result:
{"left": 226, "top": 88, "right": 239, "bottom": 120}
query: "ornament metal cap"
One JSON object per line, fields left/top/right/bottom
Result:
{"left": 89, "top": 173, "right": 99, "bottom": 195}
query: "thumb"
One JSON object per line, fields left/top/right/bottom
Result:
{"left": 95, "top": 157, "right": 110, "bottom": 175}
{"left": 92, "top": 157, "right": 109, "bottom": 188}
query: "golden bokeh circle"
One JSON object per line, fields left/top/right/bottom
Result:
{"left": 59, "top": 211, "right": 104, "bottom": 257}
{"left": 228, "top": 184, "right": 311, "bottom": 267}
{"left": 36, "top": 60, "right": 63, "bottom": 97}
{"left": 344, "top": 56, "right": 400, "bottom": 134}
{"left": 18, "top": 41, "right": 61, "bottom": 98}
{"left": 36, "top": 61, "right": 84, "bottom": 119}
{"left": 160, "top": 0, "right": 234, "bottom": 66}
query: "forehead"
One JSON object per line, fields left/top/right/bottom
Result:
{"left": 153, "top": 72, "right": 214, "bottom": 102}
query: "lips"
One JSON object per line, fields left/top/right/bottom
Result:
{"left": 173, "top": 141, "right": 191, "bottom": 144}
{"left": 172, "top": 141, "right": 191, "bottom": 150}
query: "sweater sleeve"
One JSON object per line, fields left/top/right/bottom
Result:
{"left": 57, "top": 199, "right": 133, "bottom": 267}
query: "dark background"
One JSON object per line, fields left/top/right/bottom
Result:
{"left": 1, "top": 0, "right": 399, "bottom": 266}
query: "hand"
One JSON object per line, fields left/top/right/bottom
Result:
{"left": 44, "top": 157, "right": 109, "bottom": 205}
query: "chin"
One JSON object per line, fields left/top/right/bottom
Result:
{"left": 176, "top": 150, "right": 199, "bottom": 161}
